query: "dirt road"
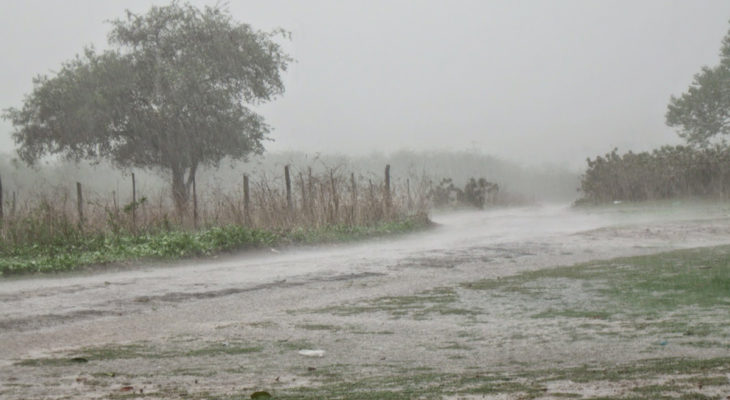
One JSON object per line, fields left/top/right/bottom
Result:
{"left": 1, "top": 203, "right": 729, "bottom": 399}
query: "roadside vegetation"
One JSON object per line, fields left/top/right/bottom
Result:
{"left": 579, "top": 22, "right": 730, "bottom": 205}
{"left": 578, "top": 145, "right": 730, "bottom": 204}
{"left": 0, "top": 1, "right": 541, "bottom": 277}
{"left": 0, "top": 165, "right": 432, "bottom": 276}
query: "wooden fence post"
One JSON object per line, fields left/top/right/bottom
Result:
{"left": 407, "top": 178, "right": 413, "bottom": 210}
{"left": 243, "top": 174, "right": 250, "bottom": 224}
{"left": 284, "top": 165, "right": 292, "bottom": 211}
{"left": 0, "top": 175, "right": 4, "bottom": 221}
{"left": 350, "top": 173, "right": 357, "bottom": 205}
{"left": 350, "top": 172, "right": 357, "bottom": 222}
{"left": 131, "top": 173, "right": 137, "bottom": 232}
{"left": 307, "top": 167, "right": 314, "bottom": 214}
{"left": 76, "top": 182, "right": 84, "bottom": 227}
{"left": 12, "top": 191, "right": 16, "bottom": 217}
{"left": 330, "top": 170, "right": 339, "bottom": 216}
{"left": 384, "top": 164, "right": 392, "bottom": 210}
{"left": 192, "top": 173, "right": 198, "bottom": 229}
{"left": 299, "top": 172, "right": 307, "bottom": 212}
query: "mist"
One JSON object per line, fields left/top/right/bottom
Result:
{"left": 5, "top": 2, "right": 730, "bottom": 398}
{"left": 3, "top": 1, "right": 730, "bottom": 169}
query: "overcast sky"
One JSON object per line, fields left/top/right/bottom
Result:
{"left": 2, "top": 0, "right": 730, "bottom": 169}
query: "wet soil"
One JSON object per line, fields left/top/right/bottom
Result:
{"left": 1, "top": 204, "right": 729, "bottom": 399}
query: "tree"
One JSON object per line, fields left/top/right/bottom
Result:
{"left": 666, "top": 23, "right": 730, "bottom": 147}
{"left": 3, "top": 1, "right": 290, "bottom": 212}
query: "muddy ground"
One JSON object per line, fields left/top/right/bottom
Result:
{"left": 1, "top": 204, "right": 729, "bottom": 399}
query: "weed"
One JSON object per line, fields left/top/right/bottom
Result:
{"left": 0, "top": 215, "right": 430, "bottom": 276}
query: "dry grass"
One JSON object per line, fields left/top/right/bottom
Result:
{"left": 0, "top": 165, "right": 429, "bottom": 250}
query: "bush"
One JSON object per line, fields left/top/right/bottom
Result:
{"left": 579, "top": 145, "right": 730, "bottom": 203}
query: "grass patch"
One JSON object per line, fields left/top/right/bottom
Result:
{"left": 0, "top": 215, "right": 431, "bottom": 276}
{"left": 312, "top": 287, "right": 478, "bottom": 319}
{"left": 284, "top": 216, "right": 432, "bottom": 245}
{"left": 463, "top": 245, "right": 730, "bottom": 320}
{"left": 262, "top": 357, "right": 730, "bottom": 399}
{"left": 349, "top": 329, "right": 395, "bottom": 335}
{"left": 16, "top": 340, "right": 262, "bottom": 367}
{"left": 296, "top": 323, "right": 341, "bottom": 332}
{"left": 276, "top": 339, "right": 316, "bottom": 351}
{"left": 545, "top": 357, "right": 730, "bottom": 383}
{"left": 438, "top": 342, "right": 472, "bottom": 350}
{"left": 16, "top": 344, "right": 161, "bottom": 366}
{"left": 183, "top": 343, "right": 262, "bottom": 357}
{"left": 532, "top": 309, "right": 612, "bottom": 320}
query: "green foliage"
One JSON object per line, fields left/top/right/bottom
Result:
{"left": 463, "top": 177, "right": 499, "bottom": 209}
{"left": 429, "top": 177, "right": 499, "bottom": 209}
{"left": 667, "top": 22, "right": 730, "bottom": 146}
{"left": 3, "top": 1, "right": 291, "bottom": 210}
{"left": 579, "top": 145, "right": 730, "bottom": 203}
{"left": 122, "top": 196, "right": 146, "bottom": 213}
{"left": 0, "top": 216, "right": 429, "bottom": 276}
{"left": 285, "top": 214, "right": 430, "bottom": 244}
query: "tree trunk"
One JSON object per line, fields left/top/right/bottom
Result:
{"left": 172, "top": 167, "right": 189, "bottom": 214}
{"left": 171, "top": 163, "right": 198, "bottom": 215}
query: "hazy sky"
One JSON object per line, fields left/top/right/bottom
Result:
{"left": 2, "top": 0, "right": 730, "bottom": 169}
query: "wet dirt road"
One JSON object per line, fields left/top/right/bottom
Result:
{"left": 1, "top": 203, "right": 730, "bottom": 398}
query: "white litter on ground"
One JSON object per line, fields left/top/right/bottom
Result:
{"left": 298, "top": 349, "right": 325, "bottom": 357}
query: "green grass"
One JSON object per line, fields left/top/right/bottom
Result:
{"left": 296, "top": 323, "right": 341, "bottom": 331}
{"left": 14, "top": 354, "right": 730, "bottom": 400}
{"left": 16, "top": 340, "right": 263, "bottom": 367}
{"left": 312, "top": 286, "right": 478, "bottom": 319}
{"left": 0, "top": 215, "right": 431, "bottom": 276}
{"left": 284, "top": 216, "right": 431, "bottom": 245}
{"left": 257, "top": 357, "right": 730, "bottom": 400}
{"left": 460, "top": 245, "right": 730, "bottom": 347}
{"left": 463, "top": 245, "right": 730, "bottom": 319}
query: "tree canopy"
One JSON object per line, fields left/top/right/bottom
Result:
{"left": 3, "top": 1, "right": 290, "bottom": 210}
{"left": 666, "top": 23, "right": 730, "bottom": 147}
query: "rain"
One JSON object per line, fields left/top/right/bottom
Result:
{"left": 1, "top": 1, "right": 730, "bottom": 398}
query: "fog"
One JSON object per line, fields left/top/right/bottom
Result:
{"left": 4, "top": 4, "right": 730, "bottom": 396}
{"left": 2, "top": 0, "right": 730, "bottom": 169}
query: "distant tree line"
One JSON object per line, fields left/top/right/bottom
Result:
{"left": 579, "top": 145, "right": 730, "bottom": 203}
{"left": 580, "top": 21, "right": 730, "bottom": 204}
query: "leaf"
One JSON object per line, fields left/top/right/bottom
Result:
{"left": 120, "top": 386, "right": 134, "bottom": 392}
{"left": 250, "top": 391, "right": 272, "bottom": 399}
{"left": 69, "top": 357, "right": 88, "bottom": 363}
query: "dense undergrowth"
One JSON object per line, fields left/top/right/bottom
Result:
{"left": 578, "top": 144, "right": 730, "bottom": 204}
{"left": 0, "top": 214, "right": 430, "bottom": 276}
